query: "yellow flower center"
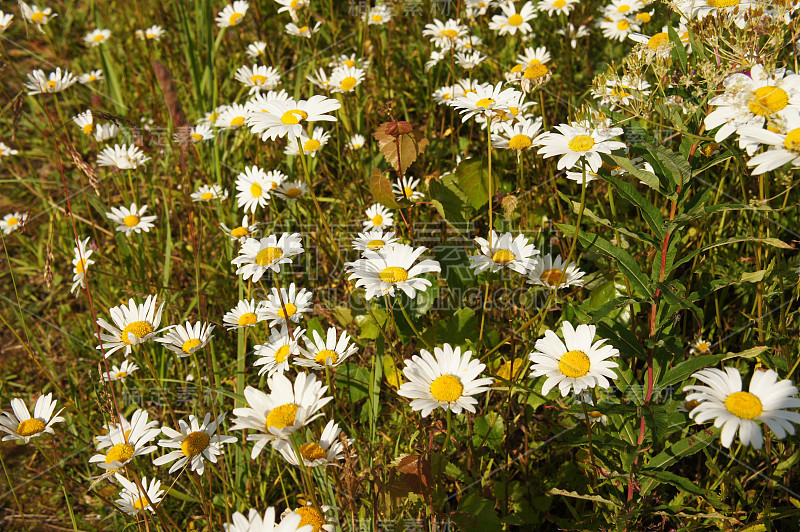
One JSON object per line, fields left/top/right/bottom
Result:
{"left": 230, "top": 116, "right": 245, "bottom": 127}
{"left": 340, "top": 76, "right": 357, "bottom": 92}
{"left": 274, "top": 344, "right": 291, "bottom": 363}
{"left": 201, "top": 192, "right": 213, "bottom": 201}
{"left": 278, "top": 303, "right": 297, "bottom": 319}
{"left": 296, "top": 506, "right": 326, "bottom": 532}
{"left": 182, "top": 338, "right": 202, "bottom": 354}
{"left": 31, "top": 11, "right": 45, "bottom": 23}
{"left": 298, "top": 25, "right": 309, "bottom": 34}
{"left": 46, "top": 80, "right": 57, "bottom": 90}
{"left": 303, "top": 138, "right": 321, "bottom": 152}
{"left": 508, "top": 134, "right": 532, "bottom": 150}
{"left": 508, "top": 13, "right": 524, "bottom": 26}
{"left": 7, "top": 217, "right": 19, "bottom": 226}
{"left": 299, "top": 442, "right": 327, "bottom": 461}
{"left": 315, "top": 349, "right": 338, "bottom": 365}
{"left": 589, "top": 411, "right": 604, "bottom": 419}
{"left": 281, "top": 109, "right": 308, "bottom": 125}
{"left": 372, "top": 14, "right": 383, "bottom": 22}
{"left": 784, "top": 128, "right": 800, "bottom": 153}
{"left": 229, "top": 13, "right": 244, "bottom": 25}
{"left": 146, "top": 32, "right": 156, "bottom": 39}
{"left": 647, "top": 32, "right": 670, "bottom": 50}
{"left": 491, "top": 249, "right": 516, "bottom": 264}
{"left": 694, "top": 341, "right": 710, "bottom": 353}
{"left": 231, "top": 226, "right": 248, "bottom": 238}
{"left": 16, "top": 418, "right": 46, "bottom": 437}
{"left": 475, "top": 97, "right": 495, "bottom": 109}
{"left": 568, "top": 134, "right": 595, "bottom": 152}
{"left": 541, "top": 268, "right": 566, "bottom": 286}
{"left": 92, "top": 34, "right": 105, "bottom": 42}
{"left": 115, "top": 371, "right": 128, "bottom": 379}
{"left": 618, "top": 4, "right": 630, "bottom": 11}
{"left": 285, "top": 187, "right": 303, "bottom": 197}
{"left": 748, "top": 86, "right": 789, "bottom": 117}
{"left": 344, "top": 59, "right": 356, "bottom": 67}
{"left": 181, "top": 431, "right": 211, "bottom": 457}
{"left": 724, "top": 391, "right": 763, "bottom": 419}
{"left": 75, "top": 259, "right": 87, "bottom": 274}
{"left": 496, "top": 359, "right": 526, "bottom": 382}
{"left": 440, "top": 29, "right": 458, "bottom": 39}
{"left": 133, "top": 497, "right": 150, "bottom": 511}
{"left": 82, "top": 123, "right": 93, "bottom": 134}
{"left": 617, "top": 20, "right": 630, "bottom": 30}
{"left": 237, "top": 312, "right": 258, "bottom": 326}
{"left": 106, "top": 443, "right": 135, "bottom": 464}
{"left": 190, "top": 133, "right": 203, "bottom": 141}
{"left": 635, "top": 12, "right": 651, "bottom": 22}
{"left": 121, "top": 321, "right": 153, "bottom": 345}
{"left": 256, "top": 246, "right": 284, "bottom": 266}
{"left": 429, "top": 374, "right": 464, "bottom": 402}
{"left": 707, "top": 0, "right": 738, "bottom": 6}
{"left": 553, "top": 0, "right": 567, "bottom": 7}
{"left": 367, "top": 239, "right": 385, "bottom": 250}
{"left": 510, "top": 64, "right": 524, "bottom": 74}
{"left": 558, "top": 350, "right": 591, "bottom": 378}
{"left": 265, "top": 404, "right": 298, "bottom": 430}
{"left": 524, "top": 64, "right": 549, "bottom": 79}
{"left": 371, "top": 214, "right": 384, "bottom": 226}
{"left": 403, "top": 186, "right": 415, "bottom": 197}
{"left": 250, "top": 182, "right": 263, "bottom": 198}
{"left": 250, "top": 74, "right": 267, "bottom": 85}
{"left": 122, "top": 214, "right": 140, "bottom": 227}
{"left": 379, "top": 266, "right": 408, "bottom": 283}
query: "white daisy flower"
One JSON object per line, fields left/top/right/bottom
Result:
{"left": 89, "top": 409, "right": 160, "bottom": 471}
{"left": 191, "top": 184, "right": 228, "bottom": 203}
{"left": 347, "top": 133, "right": 366, "bottom": 150}
{"left": 232, "top": 233, "right": 304, "bottom": 281}
{"left": 179, "top": 123, "right": 214, "bottom": 143}
{"left": 535, "top": 121, "right": 626, "bottom": 173}
{"left": 136, "top": 25, "right": 166, "bottom": 40}
{"left": 367, "top": 4, "right": 392, "bottom": 24}
{"left": 345, "top": 243, "right": 441, "bottom": 300}
{"left": 94, "top": 123, "right": 119, "bottom": 142}
{"left": 157, "top": 321, "right": 215, "bottom": 358}
{"left": 225, "top": 508, "right": 311, "bottom": 532}
{"left": 235, "top": 166, "right": 272, "bottom": 213}
{"left": 274, "top": 419, "right": 351, "bottom": 467}
{"left": 455, "top": 35, "right": 483, "bottom": 51}
{"left": 284, "top": 126, "right": 331, "bottom": 157}
{"left": 231, "top": 373, "right": 332, "bottom": 458}
{"left": 97, "top": 144, "right": 150, "bottom": 170}
{"left": 0, "top": 11, "right": 14, "bottom": 32}
{"left": 0, "top": 393, "right": 64, "bottom": 443}
{"left": 327, "top": 53, "right": 370, "bottom": 70}
{"left": 70, "top": 236, "right": 95, "bottom": 294}
{"left": 684, "top": 367, "right": 800, "bottom": 449}
{"left": 216, "top": 0, "right": 249, "bottom": 28}
{"left": 330, "top": 66, "right": 365, "bottom": 93}
{"left": 740, "top": 109, "right": 800, "bottom": 175}
{"left": 245, "top": 90, "right": 293, "bottom": 116}
{"left": 469, "top": 231, "right": 539, "bottom": 275}
{"left": 425, "top": 50, "right": 446, "bottom": 72}
{"left": 689, "top": 336, "right": 713, "bottom": 355}
{"left": 392, "top": 176, "right": 425, "bottom": 201}
{"left": 100, "top": 360, "right": 139, "bottom": 382}
{"left": 274, "top": 180, "right": 309, "bottom": 201}
{"left": 527, "top": 253, "right": 585, "bottom": 290}
{"left": 73, "top": 110, "right": 94, "bottom": 135}
{"left": 351, "top": 229, "right": 399, "bottom": 253}
{"left": 1, "top": 212, "right": 27, "bottom": 235}
{"left": 691, "top": 0, "right": 753, "bottom": 29}
{"left": 95, "top": 410, "right": 159, "bottom": 451}
{"left": 105, "top": 203, "right": 156, "bottom": 235}
{"left": 95, "top": 295, "right": 167, "bottom": 358}
{"left": 397, "top": 344, "right": 493, "bottom": 417}
{"left": 449, "top": 81, "right": 522, "bottom": 123}
{"left": 0, "top": 142, "right": 19, "bottom": 158}
{"left": 602, "top": 0, "right": 645, "bottom": 18}
{"left": 19, "top": 2, "right": 56, "bottom": 29}
{"left": 246, "top": 41, "right": 267, "bottom": 59}
{"left": 592, "top": 74, "right": 652, "bottom": 110}
{"left": 492, "top": 116, "right": 543, "bottom": 153}
{"left": 220, "top": 215, "right": 258, "bottom": 243}
{"left": 84, "top": 28, "right": 111, "bottom": 47}
{"left": 254, "top": 325, "right": 306, "bottom": 377}
{"left": 258, "top": 282, "right": 313, "bottom": 327}
{"left": 198, "top": 105, "right": 227, "bottom": 126}
{"left": 283, "top": 505, "right": 336, "bottom": 532}
{"left": 307, "top": 67, "right": 332, "bottom": 91}
{"left": 153, "top": 413, "right": 237, "bottom": 475}
{"left": 24, "top": 68, "right": 77, "bottom": 95}
{"left": 79, "top": 70, "right": 104, "bottom": 84}
{"left": 275, "top": 0, "right": 309, "bottom": 12}
{"left": 556, "top": 23, "right": 590, "bottom": 49}
{"left": 528, "top": 322, "right": 620, "bottom": 397}
{"left": 247, "top": 95, "right": 341, "bottom": 142}
{"left": 489, "top": 1, "right": 536, "bottom": 35}
{"left": 296, "top": 327, "right": 358, "bottom": 370}
{"left": 537, "top": 0, "right": 578, "bottom": 16}
{"left": 223, "top": 299, "right": 266, "bottom": 330}
{"left": 628, "top": 25, "right": 691, "bottom": 60}
{"left": 573, "top": 391, "right": 608, "bottom": 425}
{"left": 285, "top": 21, "right": 321, "bottom": 38}
{"left": 455, "top": 50, "right": 486, "bottom": 70}
{"left": 114, "top": 473, "right": 164, "bottom": 516}
{"left": 599, "top": 16, "right": 640, "bottom": 42}
{"left": 422, "top": 19, "right": 468, "bottom": 49}
{"left": 235, "top": 64, "right": 281, "bottom": 94}
{"left": 363, "top": 203, "right": 393, "bottom": 230}
{"left": 215, "top": 103, "right": 249, "bottom": 129}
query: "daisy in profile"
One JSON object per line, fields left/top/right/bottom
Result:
{"left": 136, "top": 25, "right": 166, "bottom": 40}
{"left": 345, "top": 243, "right": 441, "bottom": 300}
{"left": 89, "top": 409, "right": 160, "bottom": 472}
{"left": 363, "top": 203, "right": 393, "bottom": 230}
{"left": 247, "top": 95, "right": 341, "bottom": 142}
{"left": 97, "top": 144, "right": 150, "bottom": 170}
{"left": 275, "top": 419, "right": 351, "bottom": 467}
{"left": 0, "top": 393, "right": 64, "bottom": 443}
{"left": 24, "top": 68, "right": 77, "bottom": 95}
{"left": 492, "top": 117, "right": 543, "bottom": 155}
{"left": 231, "top": 373, "right": 332, "bottom": 458}
{"left": 538, "top": 0, "right": 578, "bottom": 16}
{"left": 232, "top": 232, "right": 304, "bottom": 281}
{"left": 259, "top": 283, "right": 313, "bottom": 327}
{"left": 599, "top": 17, "right": 641, "bottom": 42}
{"left": 528, "top": 322, "right": 620, "bottom": 397}
{"left": 246, "top": 41, "right": 267, "bottom": 59}
{"left": 235, "top": 166, "right": 272, "bottom": 213}
{"left": 347, "top": 133, "right": 366, "bottom": 150}
{"left": 691, "top": 0, "right": 753, "bottom": 28}
{"left": 689, "top": 336, "right": 713, "bottom": 355}
{"left": 455, "top": 50, "right": 486, "bottom": 70}
{"left": 19, "top": 2, "right": 56, "bottom": 29}
{"left": 216, "top": 0, "right": 249, "bottom": 28}
{"left": 0, "top": 11, "right": 12, "bottom": 32}
{"left": 223, "top": 299, "right": 266, "bottom": 330}
{"left": 392, "top": 176, "right": 425, "bottom": 201}
{"left": 628, "top": 25, "right": 691, "bottom": 60}
{"left": 488, "top": 1, "right": 536, "bottom": 35}
{"left": 157, "top": 321, "right": 215, "bottom": 358}
{"left": 398, "top": 344, "right": 493, "bottom": 417}
{"left": 73, "top": 110, "right": 94, "bottom": 135}
{"left": 275, "top": 180, "right": 309, "bottom": 201}
{"left": 352, "top": 229, "right": 399, "bottom": 253}
{"left": 254, "top": 325, "right": 306, "bottom": 377}
{"left": 367, "top": 4, "right": 392, "bottom": 24}
{"left": 79, "top": 69, "right": 104, "bottom": 84}
{"left": 469, "top": 231, "right": 539, "bottom": 275}
{"left": 593, "top": 74, "right": 652, "bottom": 110}
{"left": 741, "top": 109, "right": 800, "bottom": 175}
{"left": 330, "top": 66, "right": 365, "bottom": 93}
{"left": 198, "top": 105, "right": 227, "bottom": 126}
{"left": 425, "top": 50, "right": 445, "bottom": 72}
{"left": 95, "top": 295, "right": 167, "bottom": 358}
{"left": 95, "top": 410, "right": 159, "bottom": 451}
{"left": 284, "top": 126, "right": 331, "bottom": 157}
{"left": 100, "top": 360, "right": 139, "bottom": 382}
{"left": 191, "top": 184, "right": 228, "bottom": 203}
{"left": 296, "top": 327, "right": 358, "bottom": 370}
{"left": 220, "top": 215, "right": 258, "bottom": 243}
{"left": 275, "top": 0, "right": 309, "bottom": 12}
{"left": 105, "top": 203, "right": 156, "bottom": 235}
{"left": 234, "top": 64, "right": 281, "bottom": 94}
{"left": 307, "top": 68, "right": 332, "bottom": 91}
{"left": 114, "top": 473, "right": 164, "bottom": 516}
{"left": 246, "top": 90, "right": 292, "bottom": 115}
{"left": 422, "top": 19, "right": 468, "bottom": 49}
{"left": 0, "top": 142, "right": 19, "bottom": 158}
{"left": 225, "top": 508, "right": 309, "bottom": 532}
{"left": 535, "top": 121, "right": 626, "bottom": 173}
{"left": 685, "top": 367, "right": 800, "bottom": 449}
{"left": 527, "top": 254, "right": 585, "bottom": 290}
{"left": 1, "top": 212, "right": 27, "bottom": 235}
{"left": 182, "top": 124, "right": 214, "bottom": 143}
{"left": 556, "top": 23, "right": 590, "bottom": 49}
{"left": 216, "top": 103, "right": 249, "bottom": 129}
{"left": 328, "top": 53, "right": 371, "bottom": 70}
{"left": 153, "top": 413, "right": 237, "bottom": 475}
{"left": 285, "top": 21, "right": 321, "bottom": 38}
{"left": 449, "top": 82, "right": 522, "bottom": 123}
{"left": 70, "top": 236, "right": 95, "bottom": 294}
{"left": 84, "top": 29, "right": 111, "bottom": 47}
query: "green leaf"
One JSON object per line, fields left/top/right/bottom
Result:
{"left": 604, "top": 174, "right": 666, "bottom": 242}
{"left": 547, "top": 489, "right": 619, "bottom": 507}
{"left": 667, "top": 25, "right": 688, "bottom": 72}
{"left": 453, "top": 492, "right": 502, "bottom": 531}
{"left": 722, "top": 346, "right": 770, "bottom": 361}
{"left": 659, "top": 353, "right": 726, "bottom": 388}
{"left": 368, "top": 168, "right": 400, "bottom": 209}
{"left": 671, "top": 237, "right": 793, "bottom": 271}
{"left": 645, "top": 428, "right": 717, "bottom": 470}
{"left": 451, "top": 158, "right": 499, "bottom": 210}
{"left": 473, "top": 412, "right": 504, "bottom": 450}
{"left": 640, "top": 471, "right": 722, "bottom": 504}
{"left": 429, "top": 178, "right": 471, "bottom": 233}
